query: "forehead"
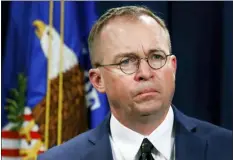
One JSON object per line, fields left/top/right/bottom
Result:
{"left": 95, "top": 15, "right": 169, "bottom": 62}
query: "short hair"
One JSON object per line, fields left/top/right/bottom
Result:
{"left": 88, "top": 5, "right": 171, "bottom": 66}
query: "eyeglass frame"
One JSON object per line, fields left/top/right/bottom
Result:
{"left": 95, "top": 50, "right": 173, "bottom": 75}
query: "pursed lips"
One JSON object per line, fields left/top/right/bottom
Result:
{"left": 136, "top": 88, "right": 158, "bottom": 96}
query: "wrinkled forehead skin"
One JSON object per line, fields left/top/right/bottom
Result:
{"left": 92, "top": 15, "right": 170, "bottom": 65}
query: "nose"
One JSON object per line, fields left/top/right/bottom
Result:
{"left": 134, "top": 59, "right": 153, "bottom": 81}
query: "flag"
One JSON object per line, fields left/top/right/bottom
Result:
{"left": 2, "top": 1, "right": 109, "bottom": 159}
{"left": 76, "top": 2, "right": 110, "bottom": 129}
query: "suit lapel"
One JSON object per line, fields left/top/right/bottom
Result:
{"left": 82, "top": 113, "right": 113, "bottom": 160}
{"left": 173, "top": 106, "right": 208, "bottom": 160}
{"left": 84, "top": 135, "right": 113, "bottom": 160}
{"left": 175, "top": 123, "right": 207, "bottom": 160}
{"left": 83, "top": 106, "right": 208, "bottom": 160}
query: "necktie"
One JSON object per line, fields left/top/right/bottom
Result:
{"left": 139, "top": 138, "right": 155, "bottom": 160}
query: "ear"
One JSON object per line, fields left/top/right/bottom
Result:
{"left": 89, "top": 68, "right": 106, "bottom": 93}
{"left": 170, "top": 55, "right": 177, "bottom": 79}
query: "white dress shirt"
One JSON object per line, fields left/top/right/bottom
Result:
{"left": 109, "top": 106, "right": 175, "bottom": 160}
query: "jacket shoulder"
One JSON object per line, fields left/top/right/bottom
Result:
{"left": 37, "top": 129, "right": 95, "bottom": 160}
{"left": 189, "top": 116, "right": 232, "bottom": 139}
{"left": 195, "top": 117, "right": 232, "bottom": 158}
{"left": 188, "top": 116, "right": 232, "bottom": 158}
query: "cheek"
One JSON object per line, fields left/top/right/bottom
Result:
{"left": 104, "top": 74, "right": 131, "bottom": 99}
{"left": 158, "top": 68, "right": 175, "bottom": 93}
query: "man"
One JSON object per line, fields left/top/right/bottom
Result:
{"left": 38, "top": 6, "right": 232, "bottom": 160}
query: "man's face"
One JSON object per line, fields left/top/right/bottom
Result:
{"left": 90, "top": 15, "right": 177, "bottom": 117}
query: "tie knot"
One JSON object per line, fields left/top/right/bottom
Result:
{"left": 140, "top": 138, "right": 154, "bottom": 154}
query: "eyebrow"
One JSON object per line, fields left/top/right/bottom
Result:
{"left": 147, "top": 48, "right": 164, "bottom": 54}
{"left": 113, "top": 52, "right": 139, "bottom": 63}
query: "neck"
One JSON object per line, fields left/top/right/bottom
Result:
{"left": 111, "top": 106, "right": 170, "bottom": 135}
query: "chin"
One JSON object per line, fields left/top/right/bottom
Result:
{"left": 135, "top": 100, "right": 163, "bottom": 115}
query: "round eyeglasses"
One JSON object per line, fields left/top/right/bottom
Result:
{"left": 95, "top": 50, "right": 172, "bottom": 75}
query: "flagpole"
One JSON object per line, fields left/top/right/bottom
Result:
{"left": 57, "top": 0, "right": 65, "bottom": 146}
{"left": 45, "top": 0, "right": 54, "bottom": 150}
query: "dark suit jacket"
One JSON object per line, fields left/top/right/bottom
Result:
{"left": 38, "top": 106, "right": 232, "bottom": 160}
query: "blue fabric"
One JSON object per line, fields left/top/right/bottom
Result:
{"left": 2, "top": 1, "right": 109, "bottom": 128}
{"left": 220, "top": 1, "right": 233, "bottom": 129}
{"left": 37, "top": 106, "right": 232, "bottom": 160}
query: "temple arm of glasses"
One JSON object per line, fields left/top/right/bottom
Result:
{"left": 95, "top": 63, "right": 120, "bottom": 68}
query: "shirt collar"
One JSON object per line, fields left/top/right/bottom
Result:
{"left": 110, "top": 106, "right": 175, "bottom": 160}
{"left": 147, "top": 106, "right": 175, "bottom": 159}
{"left": 110, "top": 112, "right": 144, "bottom": 159}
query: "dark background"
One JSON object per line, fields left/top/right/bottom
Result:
{"left": 2, "top": 1, "right": 232, "bottom": 130}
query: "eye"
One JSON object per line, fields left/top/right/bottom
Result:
{"left": 150, "top": 53, "right": 165, "bottom": 60}
{"left": 120, "top": 57, "right": 137, "bottom": 66}
{"left": 121, "top": 58, "right": 130, "bottom": 65}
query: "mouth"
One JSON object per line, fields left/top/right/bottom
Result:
{"left": 135, "top": 88, "right": 159, "bottom": 99}
{"left": 137, "top": 88, "right": 158, "bottom": 95}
